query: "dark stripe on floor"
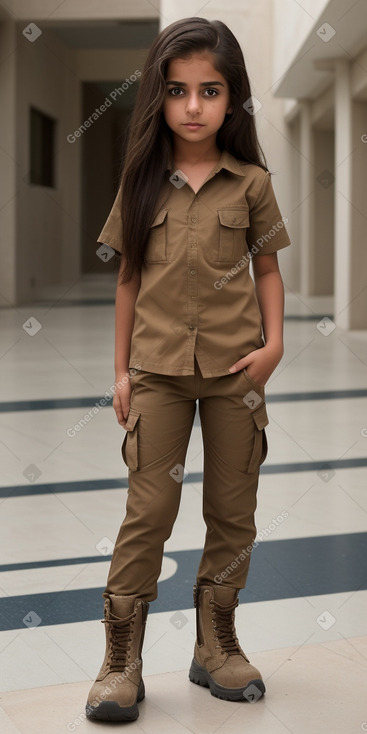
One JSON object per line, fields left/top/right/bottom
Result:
{"left": 267, "top": 389, "right": 367, "bottom": 402}
{"left": 0, "top": 478, "right": 128, "bottom": 499}
{"left": 29, "top": 299, "right": 116, "bottom": 307}
{"left": 0, "top": 556, "right": 112, "bottom": 573}
{"left": 0, "top": 532, "right": 366, "bottom": 630}
{"left": 0, "top": 397, "right": 115, "bottom": 412}
{"left": 284, "top": 314, "right": 333, "bottom": 321}
{"left": 1, "top": 455, "right": 367, "bottom": 500}
{"left": 1, "top": 389, "right": 366, "bottom": 413}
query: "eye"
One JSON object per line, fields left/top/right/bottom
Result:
{"left": 168, "top": 87, "right": 184, "bottom": 96}
{"left": 204, "top": 88, "right": 219, "bottom": 97}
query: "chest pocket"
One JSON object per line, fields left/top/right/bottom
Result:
{"left": 216, "top": 207, "right": 250, "bottom": 263}
{"left": 145, "top": 208, "right": 168, "bottom": 263}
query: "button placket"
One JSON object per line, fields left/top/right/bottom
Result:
{"left": 187, "top": 202, "right": 198, "bottom": 334}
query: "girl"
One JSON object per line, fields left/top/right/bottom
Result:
{"left": 86, "top": 16, "right": 291, "bottom": 722}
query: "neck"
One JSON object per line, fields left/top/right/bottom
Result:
{"left": 171, "top": 136, "right": 221, "bottom": 166}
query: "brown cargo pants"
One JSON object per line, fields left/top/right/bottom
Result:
{"left": 104, "top": 355, "right": 268, "bottom": 601}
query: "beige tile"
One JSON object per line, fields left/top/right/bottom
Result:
{"left": 2, "top": 638, "right": 367, "bottom": 734}
{"left": 0, "top": 708, "right": 21, "bottom": 734}
{"left": 320, "top": 634, "right": 367, "bottom": 667}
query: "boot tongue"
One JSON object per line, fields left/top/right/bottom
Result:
{"left": 211, "top": 585, "right": 237, "bottom": 606}
{"left": 109, "top": 594, "right": 137, "bottom": 619}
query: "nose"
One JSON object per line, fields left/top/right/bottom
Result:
{"left": 186, "top": 92, "right": 202, "bottom": 115}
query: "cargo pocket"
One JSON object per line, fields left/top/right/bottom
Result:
{"left": 121, "top": 407, "right": 141, "bottom": 471}
{"left": 145, "top": 208, "right": 168, "bottom": 263}
{"left": 241, "top": 367, "right": 265, "bottom": 396}
{"left": 246, "top": 402, "right": 269, "bottom": 474}
{"left": 216, "top": 207, "right": 250, "bottom": 263}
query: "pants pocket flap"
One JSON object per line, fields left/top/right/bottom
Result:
{"left": 251, "top": 403, "right": 269, "bottom": 430}
{"left": 125, "top": 408, "right": 141, "bottom": 431}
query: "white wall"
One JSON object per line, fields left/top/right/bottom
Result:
{"left": 15, "top": 22, "right": 81, "bottom": 301}
{"left": 273, "top": 0, "right": 330, "bottom": 90}
{"left": 313, "top": 128, "right": 334, "bottom": 295}
{"left": 0, "top": 21, "right": 17, "bottom": 306}
{"left": 350, "top": 100, "right": 367, "bottom": 328}
{"left": 1, "top": 9, "right": 153, "bottom": 306}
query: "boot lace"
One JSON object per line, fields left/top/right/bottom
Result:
{"left": 102, "top": 612, "right": 135, "bottom": 671}
{"left": 211, "top": 600, "right": 241, "bottom": 655}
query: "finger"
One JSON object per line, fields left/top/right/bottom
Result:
{"left": 229, "top": 358, "right": 248, "bottom": 373}
{"left": 228, "top": 359, "right": 242, "bottom": 372}
{"left": 114, "top": 401, "right": 124, "bottom": 424}
{"left": 122, "top": 405, "right": 131, "bottom": 422}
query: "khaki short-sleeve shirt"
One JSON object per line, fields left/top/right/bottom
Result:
{"left": 98, "top": 149, "right": 291, "bottom": 377}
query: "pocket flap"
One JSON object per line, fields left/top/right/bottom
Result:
{"left": 251, "top": 403, "right": 269, "bottom": 430}
{"left": 125, "top": 407, "right": 141, "bottom": 431}
{"left": 151, "top": 208, "right": 168, "bottom": 227}
{"left": 218, "top": 208, "right": 249, "bottom": 228}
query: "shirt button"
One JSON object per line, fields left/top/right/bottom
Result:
{"left": 189, "top": 325, "right": 195, "bottom": 330}
{"left": 190, "top": 269, "right": 196, "bottom": 275}
{"left": 191, "top": 217, "right": 197, "bottom": 223}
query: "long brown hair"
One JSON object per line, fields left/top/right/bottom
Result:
{"left": 115, "top": 16, "right": 269, "bottom": 283}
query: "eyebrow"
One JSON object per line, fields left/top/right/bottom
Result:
{"left": 165, "top": 80, "right": 225, "bottom": 87}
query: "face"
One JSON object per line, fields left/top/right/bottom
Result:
{"left": 162, "top": 52, "right": 232, "bottom": 146}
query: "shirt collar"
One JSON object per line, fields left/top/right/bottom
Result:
{"left": 165, "top": 148, "right": 246, "bottom": 177}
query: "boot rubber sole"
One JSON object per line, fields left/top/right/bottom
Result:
{"left": 189, "top": 658, "right": 265, "bottom": 702}
{"left": 85, "top": 677, "right": 145, "bottom": 721}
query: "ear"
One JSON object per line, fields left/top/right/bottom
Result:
{"left": 226, "top": 105, "right": 233, "bottom": 114}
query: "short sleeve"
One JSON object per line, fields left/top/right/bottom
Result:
{"left": 97, "top": 182, "right": 123, "bottom": 254}
{"left": 246, "top": 172, "right": 291, "bottom": 255}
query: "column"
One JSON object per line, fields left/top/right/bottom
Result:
{"left": 298, "top": 100, "right": 315, "bottom": 295}
{"left": 334, "top": 59, "right": 352, "bottom": 329}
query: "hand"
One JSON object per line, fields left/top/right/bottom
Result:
{"left": 113, "top": 373, "right": 133, "bottom": 428}
{"left": 228, "top": 345, "right": 284, "bottom": 387}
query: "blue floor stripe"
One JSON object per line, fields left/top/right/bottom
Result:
{"left": 0, "top": 556, "right": 111, "bottom": 573}
{"left": 260, "top": 457, "right": 367, "bottom": 473}
{"left": 284, "top": 314, "right": 333, "bottom": 321}
{"left": 0, "top": 388, "right": 366, "bottom": 413}
{"left": 0, "top": 397, "right": 114, "bottom": 413}
{"left": 0, "top": 478, "right": 128, "bottom": 499}
{"left": 0, "top": 532, "right": 365, "bottom": 631}
{"left": 30, "top": 299, "right": 116, "bottom": 307}
{"left": 1, "top": 455, "right": 366, "bottom": 500}
{"left": 268, "top": 389, "right": 367, "bottom": 402}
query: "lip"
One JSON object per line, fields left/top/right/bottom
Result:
{"left": 184, "top": 123, "right": 204, "bottom": 127}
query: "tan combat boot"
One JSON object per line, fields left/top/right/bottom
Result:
{"left": 86, "top": 593, "right": 149, "bottom": 721}
{"left": 189, "top": 584, "right": 265, "bottom": 702}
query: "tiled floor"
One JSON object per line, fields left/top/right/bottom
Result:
{"left": 2, "top": 637, "right": 367, "bottom": 734}
{"left": 1, "top": 274, "right": 367, "bottom": 733}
